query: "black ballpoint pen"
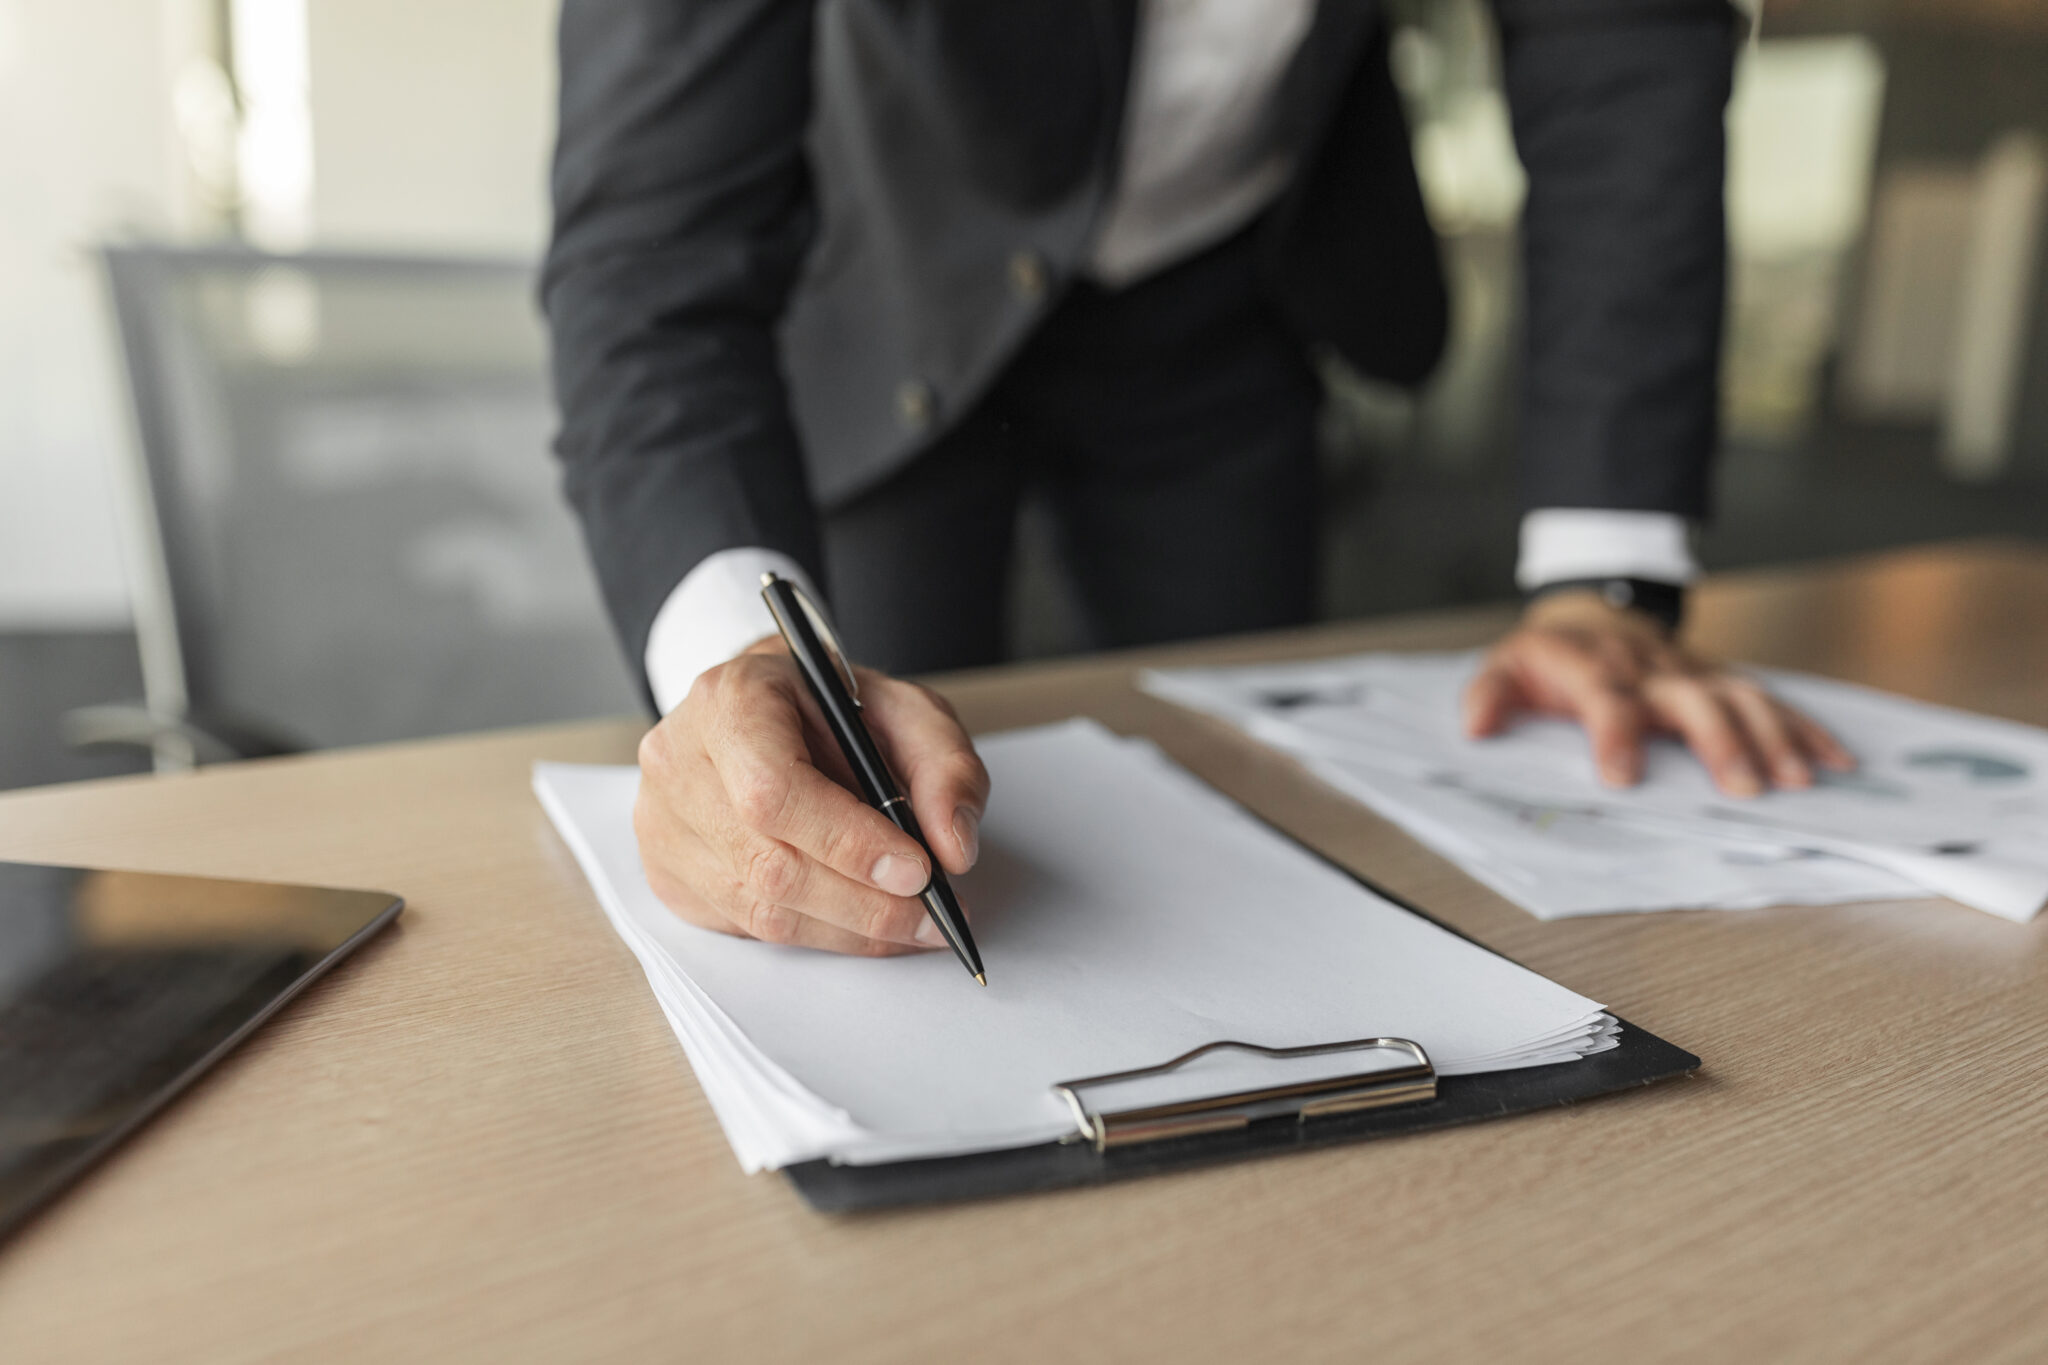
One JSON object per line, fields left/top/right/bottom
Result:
{"left": 759, "top": 572, "right": 987, "bottom": 985}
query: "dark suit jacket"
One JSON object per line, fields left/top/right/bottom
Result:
{"left": 544, "top": 0, "right": 1737, "bottom": 672}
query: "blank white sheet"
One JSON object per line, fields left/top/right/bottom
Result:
{"left": 536, "top": 720, "right": 1613, "bottom": 1171}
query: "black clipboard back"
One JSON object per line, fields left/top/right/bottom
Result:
{"left": 785, "top": 1014, "right": 1695, "bottom": 1212}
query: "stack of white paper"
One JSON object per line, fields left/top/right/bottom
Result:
{"left": 1142, "top": 652, "right": 2048, "bottom": 923}
{"left": 535, "top": 719, "right": 1618, "bottom": 1172}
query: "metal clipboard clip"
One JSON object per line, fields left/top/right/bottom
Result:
{"left": 1053, "top": 1037, "right": 1436, "bottom": 1153}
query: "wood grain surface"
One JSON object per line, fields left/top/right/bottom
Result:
{"left": 1, "top": 540, "right": 2044, "bottom": 1363}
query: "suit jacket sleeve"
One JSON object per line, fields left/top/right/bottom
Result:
{"left": 543, "top": 0, "right": 821, "bottom": 678}
{"left": 1493, "top": 0, "right": 1739, "bottom": 518}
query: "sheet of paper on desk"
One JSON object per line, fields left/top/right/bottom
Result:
{"left": 1142, "top": 652, "right": 2048, "bottom": 922}
{"left": 534, "top": 719, "right": 1616, "bottom": 1172}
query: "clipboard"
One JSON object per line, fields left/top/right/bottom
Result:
{"left": 783, "top": 831, "right": 1699, "bottom": 1213}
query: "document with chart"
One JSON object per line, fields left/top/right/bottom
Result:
{"left": 1143, "top": 652, "right": 2048, "bottom": 922}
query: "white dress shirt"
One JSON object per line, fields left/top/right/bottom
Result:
{"left": 640, "top": 4, "right": 1697, "bottom": 713}
{"left": 1087, "top": 0, "right": 1319, "bottom": 285}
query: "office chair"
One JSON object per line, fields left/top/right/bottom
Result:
{"left": 76, "top": 244, "right": 641, "bottom": 767}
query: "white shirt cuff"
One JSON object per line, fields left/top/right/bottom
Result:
{"left": 644, "top": 547, "right": 821, "bottom": 714}
{"left": 1515, "top": 509, "right": 1698, "bottom": 592}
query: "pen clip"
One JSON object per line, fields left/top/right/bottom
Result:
{"left": 768, "top": 574, "right": 862, "bottom": 707}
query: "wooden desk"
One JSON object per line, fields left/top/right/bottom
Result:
{"left": 3, "top": 540, "right": 2045, "bottom": 1363}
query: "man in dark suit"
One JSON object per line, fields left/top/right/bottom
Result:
{"left": 545, "top": 0, "right": 1849, "bottom": 955}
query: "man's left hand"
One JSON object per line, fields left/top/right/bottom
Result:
{"left": 1462, "top": 589, "right": 1854, "bottom": 797}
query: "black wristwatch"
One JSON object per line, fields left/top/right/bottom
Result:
{"left": 1526, "top": 577, "right": 1687, "bottom": 634}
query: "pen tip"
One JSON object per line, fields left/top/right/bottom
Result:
{"left": 974, "top": 973, "right": 987, "bottom": 987}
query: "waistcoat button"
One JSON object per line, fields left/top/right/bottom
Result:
{"left": 896, "top": 379, "right": 936, "bottom": 430}
{"left": 1008, "top": 250, "right": 1049, "bottom": 305}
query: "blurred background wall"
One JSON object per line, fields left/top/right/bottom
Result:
{"left": 0, "top": 0, "right": 552, "bottom": 630}
{"left": 4, "top": 0, "right": 2048, "bottom": 789}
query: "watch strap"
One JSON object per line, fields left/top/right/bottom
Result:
{"left": 1526, "top": 576, "right": 1687, "bottom": 633}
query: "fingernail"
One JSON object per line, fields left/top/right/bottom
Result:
{"left": 871, "top": 853, "right": 928, "bottom": 898}
{"left": 914, "top": 917, "right": 946, "bottom": 948}
{"left": 1722, "top": 765, "right": 1762, "bottom": 798}
{"left": 953, "top": 806, "right": 981, "bottom": 867}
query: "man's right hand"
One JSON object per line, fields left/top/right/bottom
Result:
{"left": 634, "top": 637, "right": 990, "bottom": 956}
